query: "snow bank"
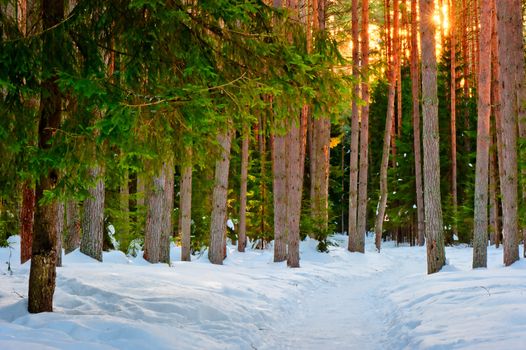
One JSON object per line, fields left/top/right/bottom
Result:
{"left": 1, "top": 234, "right": 525, "bottom": 349}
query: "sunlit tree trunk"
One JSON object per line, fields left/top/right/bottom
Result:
{"left": 473, "top": 0, "right": 492, "bottom": 269}
{"left": 491, "top": 0, "right": 502, "bottom": 249}
{"left": 411, "top": 0, "right": 425, "bottom": 246}
{"left": 495, "top": 0, "right": 520, "bottom": 266}
{"left": 375, "top": 0, "right": 399, "bottom": 252}
{"left": 356, "top": 0, "right": 370, "bottom": 253}
{"left": 209, "top": 131, "right": 232, "bottom": 265}
{"left": 420, "top": 0, "right": 446, "bottom": 274}
{"left": 28, "top": 0, "right": 63, "bottom": 313}
{"left": 450, "top": 0, "right": 458, "bottom": 239}
{"left": 348, "top": 0, "right": 361, "bottom": 252}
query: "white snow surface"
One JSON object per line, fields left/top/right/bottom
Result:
{"left": 1, "top": 234, "right": 525, "bottom": 350}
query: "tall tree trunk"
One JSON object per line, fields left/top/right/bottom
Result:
{"left": 348, "top": 0, "right": 361, "bottom": 252}
{"left": 81, "top": 166, "right": 105, "bottom": 262}
{"left": 495, "top": 0, "right": 520, "bottom": 266}
{"left": 160, "top": 160, "right": 174, "bottom": 264}
{"left": 20, "top": 182, "right": 35, "bottom": 264}
{"left": 420, "top": 0, "right": 446, "bottom": 274}
{"left": 238, "top": 125, "right": 249, "bottom": 252}
{"left": 180, "top": 159, "right": 193, "bottom": 261}
{"left": 411, "top": 0, "right": 425, "bottom": 247}
{"left": 491, "top": 0, "right": 502, "bottom": 249}
{"left": 450, "top": 0, "right": 458, "bottom": 239}
{"left": 209, "top": 131, "right": 232, "bottom": 265}
{"left": 65, "top": 200, "right": 80, "bottom": 254}
{"left": 375, "top": 0, "right": 399, "bottom": 252}
{"left": 489, "top": 124, "right": 499, "bottom": 246}
{"left": 357, "top": 0, "right": 370, "bottom": 252}
{"left": 287, "top": 113, "right": 304, "bottom": 268}
{"left": 143, "top": 165, "right": 165, "bottom": 264}
{"left": 272, "top": 121, "right": 288, "bottom": 262}
{"left": 28, "top": 0, "right": 63, "bottom": 313}
{"left": 473, "top": 0, "right": 492, "bottom": 268}
{"left": 310, "top": 1, "right": 330, "bottom": 240}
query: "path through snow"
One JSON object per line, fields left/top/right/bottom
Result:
{"left": 1, "top": 234, "right": 525, "bottom": 349}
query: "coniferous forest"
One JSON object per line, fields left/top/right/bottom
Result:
{"left": 1, "top": 1, "right": 526, "bottom": 348}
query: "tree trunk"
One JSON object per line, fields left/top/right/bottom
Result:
{"left": 356, "top": 0, "right": 370, "bottom": 252}
{"left": 55, "top": 202, "right": 64, "bottom": 267}
{"left": 287, "top": 113, "right": 304, "bottom": 268}
{"left": 272, "top": 121, "right": 288, "bottom": 262}
{"left": 160, "top": 160, "right": 174, "bottom": 264}
{"left": 143, "top": 165, "right": 165, "bottom": 264}
{"left": 80, "top": 166, "right": 105, "bottom": 262}
{"left": 119, "top": 170, "right": 130, "bottom": 239}
{"left": 450, "top": 0, "right": 458, "bottom": 239}
{"left": 20, "top": 182, "right": 35, "bottom": 264}
{"left": 65, "top": 200, "right": 81, "bottom": 254}
{"left": 489, "top": 125, "right": 499, "bottom": 246}
{"left": 420, "top": 0, "right": 446, "bottom": 274}
{"left": 375, "top": 0, "right": 399, "bottom": 252}
{"left": 495, "top": 0, "right": 520, "bottom": 266}
{"left": 238, "top": 125, "right": 249, "bottom": 252}
{"left": 411, "top": 0, "right": 425, "bottom": 247}
{"left": 491, "top": 0, "right": 502, "bottom": 249}
{"left": 28, "top": 0, "right": 64, "bottom": 313}
{"left": 209, "top": 131, "right": 232, "bottom": 265}
{"left": 348, "top": 0, "right": 361, "bottom": 252}
{"left": 473, "top": 0, "right": 492, "bottom": 268}
{"left": 180, "top": 161, "right": 193, "bottom": 261}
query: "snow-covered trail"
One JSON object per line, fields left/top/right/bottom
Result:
{"left": 2, "top": 234, "right": 526, "bottom": 349}
{"left": 258, "top": 240, "right": 422, "bottom": 350}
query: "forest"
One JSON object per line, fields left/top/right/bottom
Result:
{"left": 1, "top": 0, "right": 526, "bottom": 347}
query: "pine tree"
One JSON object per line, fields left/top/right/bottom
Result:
{"left": 420, "top": 0, "right": 446, "bottom": 274}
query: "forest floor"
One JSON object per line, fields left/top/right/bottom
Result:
{"left": 1, "top": 233, "right": 525, "bottom": 350}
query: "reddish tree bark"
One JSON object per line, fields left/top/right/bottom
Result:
{"left": 20, "top": 183, "right": 35, "bottom": 264}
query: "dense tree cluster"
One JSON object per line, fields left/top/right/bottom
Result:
{"left": 1, "top": 0, "right": 525, "bottom": 313}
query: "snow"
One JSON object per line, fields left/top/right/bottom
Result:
{"left": 1, "top": 234, "right": 525, "bottom": 349}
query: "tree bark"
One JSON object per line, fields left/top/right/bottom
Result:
{"left": 55, "top": 201, "right": 64, "bottom": 267}
{"left": 180, "top": 161, "right": 193, "bottom": 261}
{"left": 238, "top": 125, "right": 249, "bottom": 252}
{"left": 65, "top": 200, "right": 81, "bottom": 254}
{"left": 287, "top": 113, "right": 304, "bottom": 268}
{"left": 272, "top": 121, "right": 288, "bottom": 262}
{"left": 411, "top": 0, "right": 425, "bottom": 247}
{"left": 450, "top": 0, "right": 458, "bottom": 239}
{"left": 160, "top": 160, "right": 174, "bottom": 264}
{"left": 28, "top": 0, "right": 63, "bottom": 313}
{"left": 420, "top": 0, "right": 446, "bottom": 274}
{"left": 473, "top": 0, "right": 492, "bottom": 268}
{"left": 348, "top": 0, "right": 361, "bottom": 252}
{"left": 375, "top": 0, "right": 399, "bottom": 252}
{"left": 495, "top": 0, "right": 520, "bottom": 266}
{"left": 356, "top": 0, "right": 370, "bottom": 252}
{"left": 81, "top": 166, "right": 105, "bottom": 262}
{"left": 209, "top": 131, "right": 232, "bottom": 265}
{"left": 20, "top": 182, "right": 35, "bottom": 264}
{"left": 143, "top": 165, "right": 165, "bottom": 264}
{"left": 491, "top": 0, "right": 502, "bottom": 249}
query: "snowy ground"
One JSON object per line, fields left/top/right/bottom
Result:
{"left": 1, "top": 234, "right": 525, "bottom": 350}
